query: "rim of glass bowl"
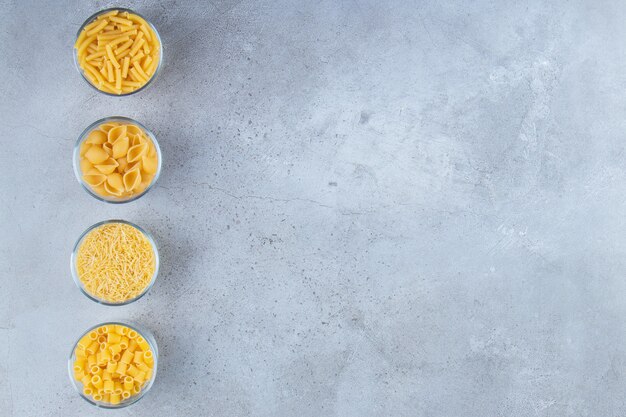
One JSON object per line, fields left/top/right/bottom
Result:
{"left": 68, "top": 321, "right": 158, "bottom": 409}
{"left": 73, "top": 116, "right": 162, "bottom": 204}
{"left": 74, "top": 7, "right": 163, "bottom": 96}
{"left": 70, "top": 219, "right": 160, "bottom": 306}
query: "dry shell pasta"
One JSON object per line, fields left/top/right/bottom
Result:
{"left": 79, "top": 121, "right": 159, "bottom": 199}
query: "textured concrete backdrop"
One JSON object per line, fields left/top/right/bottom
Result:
{"left": 2, "top": 0, "right": 626, "bottom": 416}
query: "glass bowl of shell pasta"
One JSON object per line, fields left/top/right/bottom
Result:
{"left": 73, "top": 116, "right": 162, "bottom": 203}
{"left": 68, "top": 321, "right": 158, "bottom": 408}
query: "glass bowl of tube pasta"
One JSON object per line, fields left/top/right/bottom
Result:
{"left": 73, "top": 116, "right": 162, "bottom": 203}
{"left": 68, "top": 322, "right": 158, "bottom": 408}
{"left": 74, "top": 8, "right": 163, "bottom": 96}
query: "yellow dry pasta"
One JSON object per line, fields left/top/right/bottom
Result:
{"left": 79, "top": 121, "right": 159, "bottom": 200}
{"left": 75, "top": 222, "right": 156, "bottom": 303}
{"left": 75, "top": 10, "right": 160, "bottom": 94}
{"left": 73, "top": 325, "right": 155, "bottom": 405}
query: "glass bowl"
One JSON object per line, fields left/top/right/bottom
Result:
{"left": 74, "top": 7, "right": 163, "bottom": 96}
{"left": 73, "top": 116, "right": 162, "bottom": 204}
{"left": 68, "top": 321, "right": 158, "bottom": 409}
{"left": 71, "top": 219, "right": 160, "bottom": 306}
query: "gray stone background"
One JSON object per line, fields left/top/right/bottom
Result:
{"left": 1, "top": 0, "right": 625, "bottom": 416}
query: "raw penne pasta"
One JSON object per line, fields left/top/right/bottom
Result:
{"left": 75, "top": 10, "right": 160, "bottom": 94}
{"left": 130, "top": 50, "right": 145, "bottom": 63}
{"left": 115, "top": 39, "right": 133, "bottom": 55}
{"left": 105, "top": 44, "right": 120, "bottom": 69}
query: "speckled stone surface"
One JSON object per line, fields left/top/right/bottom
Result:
{"left": 2, "top": 0, "right": 626, "bottom": 416}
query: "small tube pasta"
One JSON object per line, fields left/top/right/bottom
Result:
{"left": 119, "top": 336, "right": 129, "bottom": 350}
{"left": 133, "top": 371, "right": 146, "bottom": 384}
{"left": 126, "top": 364, "right": 139, "bottom": 378}
{"left": 81, "top": 374, "right": 92, "bottom": 387}
{"left": 107, "top": 333, "right": 122, "bottom": 344}
{"left": 106, "top": 361, "right": 118, "bottom": 374}
{"left": 73, "top": 324, "right": 155, "bottom": 405}
{"left": 109, "top": 343, "right": 122, "bottom": 356}
{"left": 137, "top": 362, "right": 151, "bottom": 373}
{"left": 74, "top": 359, "right": 86, "bottom": 373}
{"left": 101, "top": 348, "right": 112, "bottom": 363}
{"left": 138, "top": 338, "right": 150, "bottom": 351}
{"left": 123, "top": 376, "right": 134, "bottom": 390}
{"left": 103, "top": 380, "right": 114, "bottom": 393}
{"left": 115, "top": 325, "right": 129, "bottom": 336}
{"left": 127, "top": 339, "right": 138, "bottom": 353}
{"left": 110, "top": 393, "right": 121, "bottom": 405}
{"left": 116, "top": 361, "right": 128, "bottom": 376}
{"left": 120, "top": 350, "right": 134, "bottom": 365}
{"left": 143, "top": 350, "right": 154, "bottom": 365}
{"left": 91, "top": 375, "right": 103, "bottom": 389}
{"left": 77, "top": 335, "right": 92, "bottom": 351}
{"left": 133, "top": 351, "right": 144, "bottom": 365}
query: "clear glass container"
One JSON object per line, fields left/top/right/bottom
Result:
{"left": 68, "top": 321, "right": 158, "bottom": 409}
{"left": 73, "top": 116, "right": 162, "bottom": 204}
{"left": 71, "top": 219, "right": 159, "bottom": 306}
{"left": 74, "top": 7, "right": 163, "bottom": 96}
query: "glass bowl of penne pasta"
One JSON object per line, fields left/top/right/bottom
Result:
{"left": 74, "top": 8, "right": 163, "bottom": 96}
{"left": 71, "top": 219, "right": 160, "bottom": 306}
{"left": 69, "top": 322, "right": 158, "bottom": 408}
{"left": 73, "top": 116, "right": 162, "bottom": 203}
